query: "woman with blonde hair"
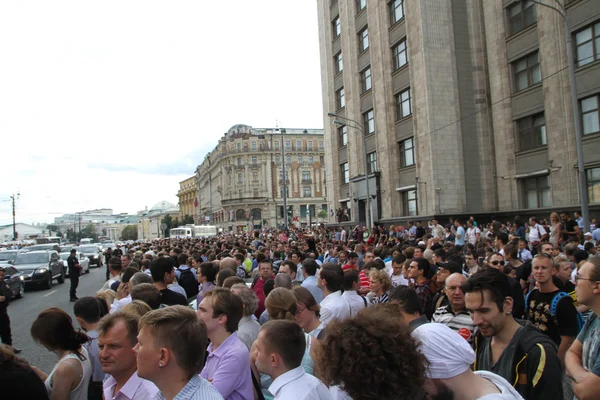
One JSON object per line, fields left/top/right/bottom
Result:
{"left": 121, "top": 300, "right": 152, "bottom": 318}
{"left": 369, "top": 269, "right": 392, "bottom": 304}
{"left": 549, "top": 212, "right": 563, "bottom": 247}
{"left": 292, "top": 286, "right": 325, "bottom": 338}
{"left": 95, "top": 290, "right": 117, "bottom": 314}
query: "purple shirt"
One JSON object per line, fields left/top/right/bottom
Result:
{"left": 103, "top": 371, "right": 159, "bottom": 400}
{"left": 197, "top": 282, "right": 216, "bottom": 308}
{"left": 200, "top": 332, "right": 253, "bottom": 400}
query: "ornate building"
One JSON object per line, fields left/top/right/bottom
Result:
{"left": 177, "top": 176, "right": 197, "bottom": 220}
{"left": 196, "top": 124, "right": 326, "bottom": 232}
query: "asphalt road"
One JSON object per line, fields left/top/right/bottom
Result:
{"left": 5, "top": 265, "right": 107, "bottom": 373}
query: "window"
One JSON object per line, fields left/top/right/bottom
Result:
{"left": 251, "top": 156, "right": 257, "bottom": 164}
{"left": 361, "top": 67, "right": 372, "bottom": 93}
{"left": 251, "top": 141, "right": 257, "bottom": 151}
{"left": 239, "top": 189, "right": 243, "bottom": 198}
{"left": 513, "top": 51, "right": 541, "bottom": 92}
{"left": 237, "top": 142, "right": 242, "bottom": 151}
{"left": 521, "top": 175, "right": 552, "bottom": 209}
{"left": 357, "top": 0, "right": 367, "bottom": 12}
{"left": 392, "top": 39, "right": 408, "bottom": 70}
{"left": 508, "top": 0, "right": 536, "bottom": 35}
{"left": 302, "top": 171, "right": 311, "bottom": 181}
{"left": 339, "top": 125, "right": 348, "bottom": 146}
{"left": 285, "top": 140, "right": 291, "bottom": 150}
{"left": 253, "top": 188, "right": 258, "bottom": 197}
{"left": 308, "top": 156, "right": 313, "bottom": 164}
{"left": 341, "top": 162, "right": 350, "bottom": 184}
{"left": 301, "top": 205, "right": 308, "bottom": 218}
{"left": 303, "top": 187, "right": 312, "bottom": 197}
{"left": 367, "top": 151, "right": 377, "bottom": 173}
{"left": 298, "top": 156, "right": 303, "bottom": 164}
{"left": 237, "top": 158, "right": 242, "bottom": 166}
{"left": 333, "top": 16, "right": 341, "bottom": 38}
{"left": 274, "top": 140, "right": 280, "bottom": 150}
{"left": 238, "top": 173, "right": 243, "bottom": 184}
{"left": 581, "top": 95, "right": 599, "bottom": 135}
{"left": 336, "top": 87, "right": 346, "bottom": 109}
{"left": 396, "top": 88, "right": 412, "bottom": 119}
{"left": 320, "top": 155, "right": 325, "bottom": 164}
{"left": 576, "top": 23, "right": 600, "bottom": 67}
{"left": 400, "top": 137, "right": 415, "bottom": 167}
{"left": 334, "top": 52, "right": 343, "bottom": 73}
{"left": 402, "top": 190, "right": 417, "bottom": 216}
{"left": 389, "top": 0, "right": 404, "bottom": 25}
{"left": 516, "top": 113, "right": 546, "bottom": 151}
{"left": 296, "top": 140, "right": 302, "bottom": 150}
{"left": 318, "top": 141, "right": 324, "bottom": 150}
{"left": 363, "top": 109, "right": 375, "bottom": 134}
{"left": 286, "top": 156, "right": 291, "bottom": 164}
{"left": 274, "top": 155, "right": 280, "bottom": 164}
{"left": 252, "top": 172, "right": 258, "bottom": 182}
{"left": 359, "top": 27, "right": 369, "bottom": 52}
{"left": 307, "top": 141, "right": 313, "bottom": 150}
{"left": 587, "top": 167, "right": 600, "bottom": 203}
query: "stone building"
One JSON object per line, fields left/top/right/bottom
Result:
{"left": 317, "top": 0, "right": 600, "bottom": 225}
{"left": 195, "top": 124, "right": 326, "bottom": 232}
{"left": 177, "top": 176, "right": 197, "bottom": 220}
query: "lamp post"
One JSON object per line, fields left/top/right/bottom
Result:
{"left": 10, "top": 193, "right": 19, "bottom": 240}
{"left": 531, "top": 0, "right": 589, "bottom": 232}
{"left": 279, "top": 127, "right": 289, "bottom": 230}
{"left": 327, "top": 112, "right": 373, "bottom": 229}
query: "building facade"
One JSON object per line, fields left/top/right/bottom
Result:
{"left": 54, "top": 209, "right": 137, "bottom": 238}
{"left": 136, "top": 201, "right": 180, "bottom": 240}
{"left": 195, "top": 124, "right": 326, "bottom": 232}
{"left": 317, "top": 0, "right": 600, "bottom": 226}
{"left": 177, "top": 176, "right": 197, "bottom": 220}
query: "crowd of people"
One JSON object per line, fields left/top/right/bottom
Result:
{"left": 0, "top": 211, "right": 599, "bottom": 400}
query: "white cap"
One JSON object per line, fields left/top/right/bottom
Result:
{"left": 584, "top": 232, "right": 592, "bottom": 237}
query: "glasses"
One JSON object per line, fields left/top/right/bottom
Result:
{"left": 575, "top": 274, "right": 592, "bottom": 282}
{"left": 490, "top": 260, "right": 505, "bottom": 266}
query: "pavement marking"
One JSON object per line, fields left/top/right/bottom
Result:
{"left": 44, "top": 290, "right": 57, "bottom": 297}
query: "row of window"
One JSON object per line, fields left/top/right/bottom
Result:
{"left": 274, "top": 155, "right": 325, "bottom": 165}
{"left": 278, "top": 204, "right": 328, "bottom": 218}
{"left": 273, "top": 140, "right": 324, "bottom": 151}
{"left": 331, "top": 1, "right": 404, "bottom": 40}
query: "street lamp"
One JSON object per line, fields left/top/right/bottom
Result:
{"left": 531, "top": 0, "right": 589, "bottom": 232}
{"left": 327, "top": 112, "right": 373, "bottom": 229}
{"left": 279, "top": 127, "right": 289, "bottom": 230}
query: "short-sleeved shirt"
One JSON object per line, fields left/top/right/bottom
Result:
{"left": 67, "top": 254, "right": 80, "bottom": 276}
{"left": 455, "top": 226, "right": 466, "bottom": 246}
{"left": 526, "top": 289, "right": 580, "bottom": 345}
{"left": 578, "top": 313, "right": 600, "bottom": 376}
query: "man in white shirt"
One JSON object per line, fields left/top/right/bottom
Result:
{"left": 98, "top": 312, "right": 159, "bottom": 400}
{"left": 528, "top": 217, "right": 547, "bottom": 247}
{"left": 341, "top": 270, "right": 367, "bottom": 317}
{"left": 318, "top": 263, "right": 351, "bottom": 325}
{"left": 255, "top": 320, "right": 330, "bottom": 400}
{"left": 465, "top": 219, "right": 481, "bottom": 246}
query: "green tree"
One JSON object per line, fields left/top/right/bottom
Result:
{"left": 317, "top": 210, "right": 328, "bottom": 220}
{"left": 65, "top": 228, "right": 76, "bottom": 242}
{"left": 161, "top": 215, "right": 173, "bottom": 237}
{"left": 182, "top": 214, "right": 194, "bottom": 225}
{"left": 46, "top": 224, "right": 59, "bottom": 234}
{"left": 120, "top": 225, "right": 138, "bottom": 241}
{"left": 79, "top": 223, "right": 98, "bottom": 242}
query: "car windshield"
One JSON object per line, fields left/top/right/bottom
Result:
{"left": 0, "top": 252, "right": 17, "bottom": 261}
{"left": 78, "top": 246, "right": 97, "bottom": 253}
{"left": 14, "top": 253, "right": 48, "bottom": 265}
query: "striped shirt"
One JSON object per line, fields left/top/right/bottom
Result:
{"left": 432, "top": 304, "right": 477, "bottom": 344}
{"left": 154, "top": 375, "right": 223, "bottom": 400}
{"left": 359, "top": 270, "right": 370, "bottom": 289}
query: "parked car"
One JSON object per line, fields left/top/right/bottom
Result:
{"left": 59, "top": 251, "right": 90, "bottom": 276}
{"left": 21, "top": 244, "right": 59, "bottom": 253}
{"left": 1, "top": 265, "right": 25, "bottom": 299}
{"left": 0, "top": 250, "right": 19, "bottom": 264}
{"left": 12, "top": 250, "right": 64, "bottom": 289}
{"left": 77, "top": 245, "right": 104, "bottom": 268}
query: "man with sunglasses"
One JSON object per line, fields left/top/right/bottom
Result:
{"left": 487, "top": 253, "right": 524, "bottom": 318}
{"left": 566, "top": 257, "right": 600, "bottom": 400}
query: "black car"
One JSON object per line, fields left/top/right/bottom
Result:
{"left": 77, "top": 245, "right": 104, "bottom": 268}
{"left": 12, "top": 250, "right": 64, "bottom": 289}
{"left": 0, "top": 265, "right": 25, "bottom": 299}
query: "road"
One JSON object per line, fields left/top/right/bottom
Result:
{"left": 5, "top": 265, "right": 107, "bottom": 373}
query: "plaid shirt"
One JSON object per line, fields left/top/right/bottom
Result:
{"left": 154, "top": 375, "right": 223, "bottom": 400}
{"left": 414, "top": 280, "right": 434, "bottom": 319}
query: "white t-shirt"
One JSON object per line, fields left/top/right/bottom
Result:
{"left": 474, "top": 370, "right": 524, "bottom": 399}
{"left": 320, "top": 291, "right": 351, "bottom": 325}
{"left": 268, "top": 366, "right": 330, "bottom": 400}
{"left": 466, "top": 227, "right": 481, "bottom": 245}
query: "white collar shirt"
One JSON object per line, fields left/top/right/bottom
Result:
{"left": 268, "top": 366, "right": 330, "bottom": 400}
{"left": 341, "top": 290, "right": 367, "bottom": 317}
{"left": 103, "top": 371, "right": 159, "bottom": 400}
{"left": 319, "top": 291, "right": 351, "bottom": 325}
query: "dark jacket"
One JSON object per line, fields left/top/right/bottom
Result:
{"left": 0, "top": 280, "right": 13, "bottom": 310}
{"left": 473, "top": 320, "right": 563, "bottom": 400}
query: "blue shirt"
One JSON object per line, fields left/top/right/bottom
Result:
{"left": 175, "top": 265, "right": 197, "bottom": 280}
{"left": 154, "top": 375, "right": 223, "bottom": 400}
{"left": 592, "top": 228, "right": 600, "bottom": 243}
{"left": 301, "top": 275, "right": 323, "bottom": 304}
{"left": 455, "top": 226, "right": 466, "bottom": 246}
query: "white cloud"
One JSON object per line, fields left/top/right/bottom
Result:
{"left": 0, "top": 0, "right": 323, "bottom": 225}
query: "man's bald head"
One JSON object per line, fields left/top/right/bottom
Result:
{"left": 445, "top": 273, "right": 467, "bottom": 311}
{"left": 220, "top": 257, "right": 237, "bottom": 273}
{"left": 274, "top": 273, "right": 292, "bottom": 289}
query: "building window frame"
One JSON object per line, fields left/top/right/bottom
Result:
{"left": 512, "top": 51, "right": 541, "bottom": 92}
{"left": 575, "top": 22, "right": 600, "bottom": 67}
{"left": 307, "top": 140, "right": 313, "bottom": 150}
{"left": 367, "top": 151, "right": 377, "bottom": 173}
{"left": 399, "top": 137, "right": 415, "bottom": 168}
{"left": 333, "top": 16, "right": 341, "bottom": 38}
{"left": 581, "top": 94, "right": 600, "bottom": 135}
{"left": 339, "top": 125, "right": 348, "bottom": 147}
{"left": 356, "top": 0, "right": 367, "bottom": 13}
{"left": 521, "top": 175, "right": 552, "bottom": 209}
{"left": 402, "top": 190, "right": 417, "bottom": 216}
{"left": 396, "top": 88, "right": 412, "bottom": 120}
{"left": 296, "top": 140, "right": 302, "bottom": 150}
{"left": 303, "top": 186, "right": 312, "bottom": 198}
{"left": 389, "top": 0, "right": 405, "bottom": 25}
{"left": 318, "top": 141, "right": 324, "bottom": 150}
{"left": 334, "top": 51, "right": 343, "bottom": 73}
{"left": 336, "top": 87, "right": 346, "bottom": 110}
{"left": 359, "top": 27, "right": 369, "bottom": 52}
{"left": 285, "top": 140, "right": 291, "bottom": 150}
{"left": 341, "top": 162, "right": 350, "bottom": 184}
{"left": 507, "top": 0, "right": 536, "bottom": 36}
{"left": 251, "top": 141, "right": 257, "bottom": 151}
{"left": 274, "top": 140, "right": 280, "bottom": 150}
{"left": 516, "top": 113, "right": 546, "bottom": 151}
{"left": 392, "top": 39, "right": 408, "bottom": 70}
{"left": 363, "top": 109, "right": 375, "bottom": 135}
{"left": 308, "top": 156, "right": 313, "bottom": 164}
{"left": 587, "top": 167, "right": 600, "bottom": 203}
{"left": 251, "top": 156, "right": 258, "bottom": 165}
{"left": 361, "top": 66, "right": 372, "bottom": 93}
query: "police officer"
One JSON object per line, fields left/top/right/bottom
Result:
{"left": 67, "top": 249, "right": 81, "bottom": 302}
{"left": 104, "top": 247, "right": 113, "bottom": 280}
{"left": 0, "top": 267, "right": 20, "bottom": 353}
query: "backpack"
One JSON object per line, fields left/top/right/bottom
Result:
{"left": 178, "top": 268, "right": 199, "bottom": 299}
{"left": 525, "top": 290, "right": 585, "bottom": 333}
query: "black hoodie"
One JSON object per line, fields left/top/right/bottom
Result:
{"left": 473, "top": 319, "right": 563, "bottom": 400}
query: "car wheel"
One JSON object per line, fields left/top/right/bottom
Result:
{"left": 57, "top": 269, "right": 65, "bottom": 284}
{"left": 44, "top": 273, "right": 53, "bottom": 289}
{"left": 16, "top": 283, "right": 24, "bottom": 298}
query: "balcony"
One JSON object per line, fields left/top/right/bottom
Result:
{"left": 234, "top": 164, "right": 245, "bottom": 170}
{"left": 278, "top": 179, "right": 290, "bottom": 184}
{"left": 301, "top": 178, "right": 312, "bottom": 184}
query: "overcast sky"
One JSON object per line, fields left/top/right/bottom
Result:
{"left": 0, "top": 1, "right": 323, "bottom": 226}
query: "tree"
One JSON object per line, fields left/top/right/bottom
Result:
{"left": 79, "top": 223, "right": 98, "bottom": 242}
{"left": 46, "top": 224, "right": 59, "bottom": 235}
{"left": 65, "top": 228, "right": 76, "bottom": 242}
{"left": 182, "top": 214, "right": 194, "bottom": 225}
{"left": 161, "top": 215, "right": 174, "bottom": 237}
{"left": 121, "top": 225, "right": 138, "bottom": 241}
{"left": 317, "top": 209, "right": 328, "bottom": 221}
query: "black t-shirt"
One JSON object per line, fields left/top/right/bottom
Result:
{"left": 67, "top": 255, "right": 80, "bottom": 276}
{"left": 526, "top": 289, "right": 580, "bottom": 345}
{"left": 160, "top": 288, "right": 188, "bottom": 306}
{"left": 515, "top": 261, "right": 532, "bottom": 282}
{"left": 563, "top": 219, "right": 579, "bottom": 240}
